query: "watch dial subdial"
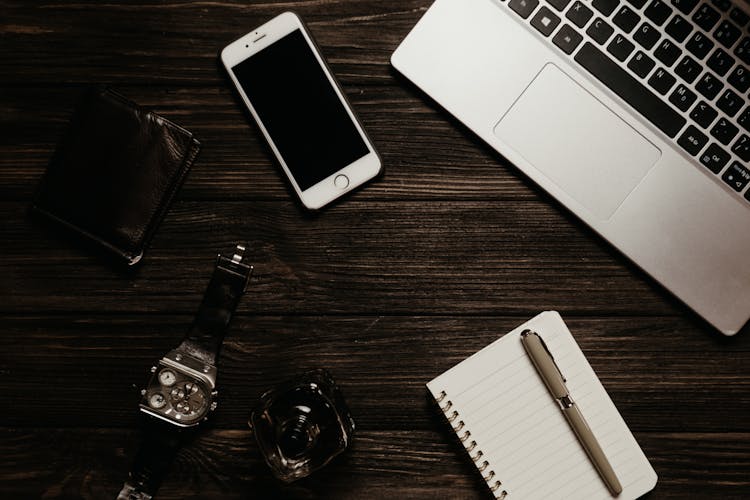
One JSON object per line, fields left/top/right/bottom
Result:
{"left": 148, "top": 393, "right": 166, "bottom": 409}
{"left": 158, "top": 369, "right": 177, "bottom": 387}
{"left": 170, "top": 380, "right": 208, "bottom": 418}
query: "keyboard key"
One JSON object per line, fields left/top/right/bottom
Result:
{"left": 648, "top": 67, "right": 677, "bottom": 94}
{"left": 727, "top": 65, "right": 750, "bottom": 93}
{"left": 644, "top": 0, "right": 672, "bottom": 25}
{"left": 669, "top": 84, "right": 697, "bottom": 111}
{"left": 665, "top": 15, "right": 692, "bottom": 43}
{"left": 686, "top": 32, "right": 714, "bottom": 60}
{"left": 696, "top": 72, "right": 724, "bottom": 99}
{"left": 567, "top": 1, "right": 594, "bottom": 28}
{"left": 733, "top": 134, "right": 750, "bottom": 162}
{"left": 627, "top": 0, "right": 647, "bottom": 7}
{"left": 548, "top": 0, "right": 573, "bottom": 11}
{"left": 713, "top": 21, "right": 742, "bottom": 49}
{"left": 613, "top": 6, "right": 641, "bottom": 32}
{"left": 608, "top": 34, "right": 636, "bottom": 61}
{"left": 509, "top": 0, "right": 539, "bottom": 19}
{"left": 711, "top": 0, "right": 731, "bottom": 12}
{"left": 531, "top": 7, "right": 562, "bottom": 36}
{"left": 692, "top": 4, "right": 721, "bottom": 32}
{"left": 729, "top": 8, "right": 750, "bottom": 28}
{"left": 575, "top": 42, "right": 687, "bottom": 137}
{"left": 634, "top": 22, "right": 661, "bottom": 49}
{"left": 717, "top": 89, "right": 744, "bottom": 117}
{"left": 739, "top": 108, "right": 750, "bottom": 132}
{"left": 593, "top": 0, "right": 619, "bottom": 15}
{"left": 671, "top": 0, "right": 699, "bottom": 15}
{"left": 699, "top": 143, "right": 731, "bottom": 173}
{"left": 691, "top": 101, "right": 719, "bottom": 128}
{"left": 711, "top": 117, "right": 739, "bottom": 145}
{"left": 735, "top": 38, "right": 750, "bottom": 65}
{"left": 553, "top": 24, "right": 584, "bottom": 54}
{"left": 707, "top": 48, "right": 735, "bottom": 76}
{"left": 628, "top": 50, "right": 657, "bottom": 77}
{"left": 722, "top": 161, "right": 750, "bottom": 191}
{"left": 675, "top": 55, "right": 702, "bottom": 83}
{"left": 678, "top": 125, "right": 708, "bottom": 155}
{"left": 654, "top": 39, "right": 682, "bottom": 66}
{"left": 587, "top": 17, "right": 615, "bottom": 44}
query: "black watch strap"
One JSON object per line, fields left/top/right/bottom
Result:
{"left": 177, "top": 244, "right": 252, "bottom": 366}
{"left": 118, "top": 244, "right": 252, "bottom": 500}
{"left": 117, "top": 419, "right": 190, "bottom": 500}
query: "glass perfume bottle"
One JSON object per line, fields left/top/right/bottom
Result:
{"left": 250, "top": 369, "right": 355, "bottom": 482}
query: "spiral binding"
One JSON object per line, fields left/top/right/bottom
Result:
{"left": 437, "top": 390, "right": 508, "bottom": 500}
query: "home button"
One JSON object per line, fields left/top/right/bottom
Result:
{"left": 334, "top": 174, "right": 349, "bottom": 189}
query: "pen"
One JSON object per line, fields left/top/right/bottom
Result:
{"left": 520, "top": 329, "right": 623, "bottom": 497}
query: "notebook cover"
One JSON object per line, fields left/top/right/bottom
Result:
{"left": 427, "top": 311, "right": 657, "bottom": 500}
{"left": 31, "top": 87, "right": 200, "bottom": 265}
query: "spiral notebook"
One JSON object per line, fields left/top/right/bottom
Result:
{"left": 428, "top": 311, "right": 657, "bottom": 499}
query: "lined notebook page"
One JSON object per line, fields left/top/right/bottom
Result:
{"left": 428, "top": 311, "right": 657, "bottom": 500}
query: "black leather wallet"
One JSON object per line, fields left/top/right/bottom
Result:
{"left": 31, "top": 87, "right": 200, "bottom": 265}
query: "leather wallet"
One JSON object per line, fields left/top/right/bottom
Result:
{"left": 31, "top": 87, "right": 200, "bottom": 265}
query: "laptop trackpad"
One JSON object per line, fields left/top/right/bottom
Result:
{"left": 494, "top": 63, "right": 661, "bottom": 220}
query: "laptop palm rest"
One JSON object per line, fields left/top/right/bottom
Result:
{"left": 494, "top": 63, "right": 661, "bottom": 220}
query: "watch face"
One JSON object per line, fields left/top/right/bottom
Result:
{"left": 142, "top": 362, "right": 213, "bottom": 426}
{"left": 149, "top": 392, "right": 167, "bottom": 409}
{"left": 158, "top": 369, "right": 177, "bottom": 386}
{"left": 170, "top": 381, "right": 207, "bottom": 420}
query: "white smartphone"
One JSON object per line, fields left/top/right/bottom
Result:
{"left": 221, "top": 12, "right": 383, "bottom": 210}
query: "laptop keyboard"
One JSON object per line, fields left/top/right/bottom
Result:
{"left": 496, "top": 0, "right": 750, "bottom": 201}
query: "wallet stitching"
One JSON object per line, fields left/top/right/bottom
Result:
{"left": 103, "top": 89, "right": 198, "bottom": 254}
{"left": 136, "top": 135, "right": 201, "bottom": 260}
{"left": 125, "top": 117, "right": 196, "bottom": 245}
{"left": 31, "top": 87, "right": 200, "bottom": 264}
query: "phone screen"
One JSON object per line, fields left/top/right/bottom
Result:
{"left": 231, "top": 29, "right": 370, "bottom": 191}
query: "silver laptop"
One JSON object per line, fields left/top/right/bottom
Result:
{"left": 392, "top": 0, "right": 750, "bottom": 335}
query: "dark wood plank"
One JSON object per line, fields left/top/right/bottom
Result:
{"left": 2, "top": 428, "right": 749, "bottom": 498}
{"left": 1, "top": 200, "right": 695, "bottom": 316}
{"left": 0, "top": 85, "right": 525, "bottom": 201}
{"left": 2, "top": 316, "right": 748, "bottom": 430}
{"left": 2, "top": 0, "right": 749, "bottom": 497}
{"left": 0, "top": 1, "right": 427, "bottom": 86}
{"left": 0, "top": 0, "right": 522, "bottom": 203}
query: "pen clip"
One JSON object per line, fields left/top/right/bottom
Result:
{"left": 524, "top": 329, "right": 566, "bottom": 383}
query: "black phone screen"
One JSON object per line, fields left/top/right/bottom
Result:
{"left": 232, "top": 29, "right": 370, "bottom": 191}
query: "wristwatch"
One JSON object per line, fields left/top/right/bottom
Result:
{"left": 117, "top": 244, "right": 253, "bottom": 500}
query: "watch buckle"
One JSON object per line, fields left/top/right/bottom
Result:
{"left": 216, "top": 243, "right": 253, "bottom": 292}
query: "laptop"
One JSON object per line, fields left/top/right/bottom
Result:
{"left": 392, "top": 0, "right": 750, "bottom": 335}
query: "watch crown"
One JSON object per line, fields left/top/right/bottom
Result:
{"left": 150, "top": 366, "right": 157, "bottom": 373}
{"left": 210, "top": 401, "right": 218, "bottom": 411}
{"left": 211, "top": 390, "right": 218, "bottom": 396}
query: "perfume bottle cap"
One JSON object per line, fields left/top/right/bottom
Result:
{"left": 279, "top": 412, "right": 317, "bottom": 458}
{"left": 250, "top": 369, "right": 355, "bottom": 482}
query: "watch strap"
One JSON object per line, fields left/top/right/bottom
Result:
{"left": 178, "top": 244, "right": 252, "bottom": 365}
{"left": 117, "top": 419, "right": 190, "bottom": 500}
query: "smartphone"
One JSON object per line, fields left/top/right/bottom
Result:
{"left": 221, "top": 12, "right": 382, "bottom": 210}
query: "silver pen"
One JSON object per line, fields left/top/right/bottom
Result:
{"left": 521, "top": 329, "right": 623, "bottom": 496}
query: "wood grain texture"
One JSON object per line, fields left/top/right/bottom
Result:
{"left": 2, "top": 316, "right": 749, "bottom": 432}
{"left": 1, "top": 200, "right": 698, "bottom": 316}
{"left": 1, "top": 0, "right": 749, "bottom": 498}
{"left": 0, "top": 85, "right": 527, "bottom": 201}
{"left": 2, "top": 429, "right": 750, "bottom": 499}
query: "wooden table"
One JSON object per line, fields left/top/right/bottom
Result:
{"left": 2, "top": 1, "right": 749, "bottom": 498}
